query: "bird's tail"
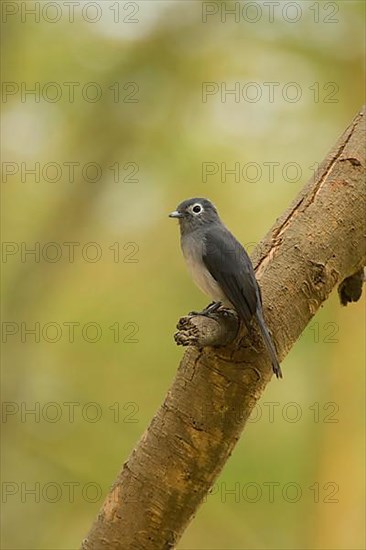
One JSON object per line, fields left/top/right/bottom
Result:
{"left": 255, "top": 309, "right": 282, "bottom": 379}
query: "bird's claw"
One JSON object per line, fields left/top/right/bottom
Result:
{"left": 188, "top": 301, "right": 222, "bottom": 317}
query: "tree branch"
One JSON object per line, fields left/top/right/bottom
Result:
{"left": 81, "top": 106, "right": 366, "bottom": 550}
{"left": 174, "top": 308, "right": 240, "bottom": 348}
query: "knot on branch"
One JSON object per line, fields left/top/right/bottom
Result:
{"left": 174, "top": 309, "right": 239, "bottom": 348}
{"left": 338, "top": 268, "right": 365, "bottom": 306}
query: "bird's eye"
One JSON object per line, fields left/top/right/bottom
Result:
{"left": 192, "top": 204, "right": 202, "bottom": 214}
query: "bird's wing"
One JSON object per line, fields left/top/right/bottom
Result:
{"left": 202, "top": 226, "right": 259, "bottom": 328}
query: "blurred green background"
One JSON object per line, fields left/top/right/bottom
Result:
{"left": 1, "top": 1, "right": 365, "bottom": 549}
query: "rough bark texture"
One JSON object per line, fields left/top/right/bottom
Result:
{"left": 81, "top": 107, "right": 366, "bottom": 550}
{"left": 174, "top": 308, "right": 240, "bottom": 348}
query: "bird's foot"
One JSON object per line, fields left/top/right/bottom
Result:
{"left": 188, "top": 301, "right": 222, "bottom": 317}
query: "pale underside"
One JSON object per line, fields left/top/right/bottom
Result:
{"left": 181, "top": 233, "right": 232, "bottom": 307}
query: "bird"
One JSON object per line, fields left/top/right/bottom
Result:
{"left": 169, "top": 197, "right": 282, "bottom": 379}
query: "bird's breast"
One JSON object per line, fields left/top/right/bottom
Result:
{"left": 181, "top": 234, "right": 226, "bottom": 303}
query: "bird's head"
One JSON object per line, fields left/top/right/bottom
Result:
{"left": 169, "top": 198, "right": 219, "bottom": 234}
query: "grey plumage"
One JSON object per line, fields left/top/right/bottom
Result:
{"left": 170, "top": 197, "right": 282, "bottom": 379}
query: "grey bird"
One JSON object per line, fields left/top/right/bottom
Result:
{"left": 169, "top": 197, "right": 282, "bottom": 379}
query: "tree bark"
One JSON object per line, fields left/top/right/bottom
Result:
{"left": 81, "top": 106, "right": 366, "bottom": 550}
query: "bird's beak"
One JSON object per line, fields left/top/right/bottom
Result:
{"left": 169, "top": 211, "right": 183, "bottom": 218}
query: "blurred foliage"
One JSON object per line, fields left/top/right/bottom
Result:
{"left": 1, "top": 1, "right": 365, "bottom": 549}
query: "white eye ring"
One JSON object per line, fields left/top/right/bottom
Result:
{"left": 191, "top": 203, "right": 203, "bottom": 214}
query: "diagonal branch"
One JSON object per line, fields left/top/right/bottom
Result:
{"left": 81, "top": 106, "right": 365, "bottom": 550}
